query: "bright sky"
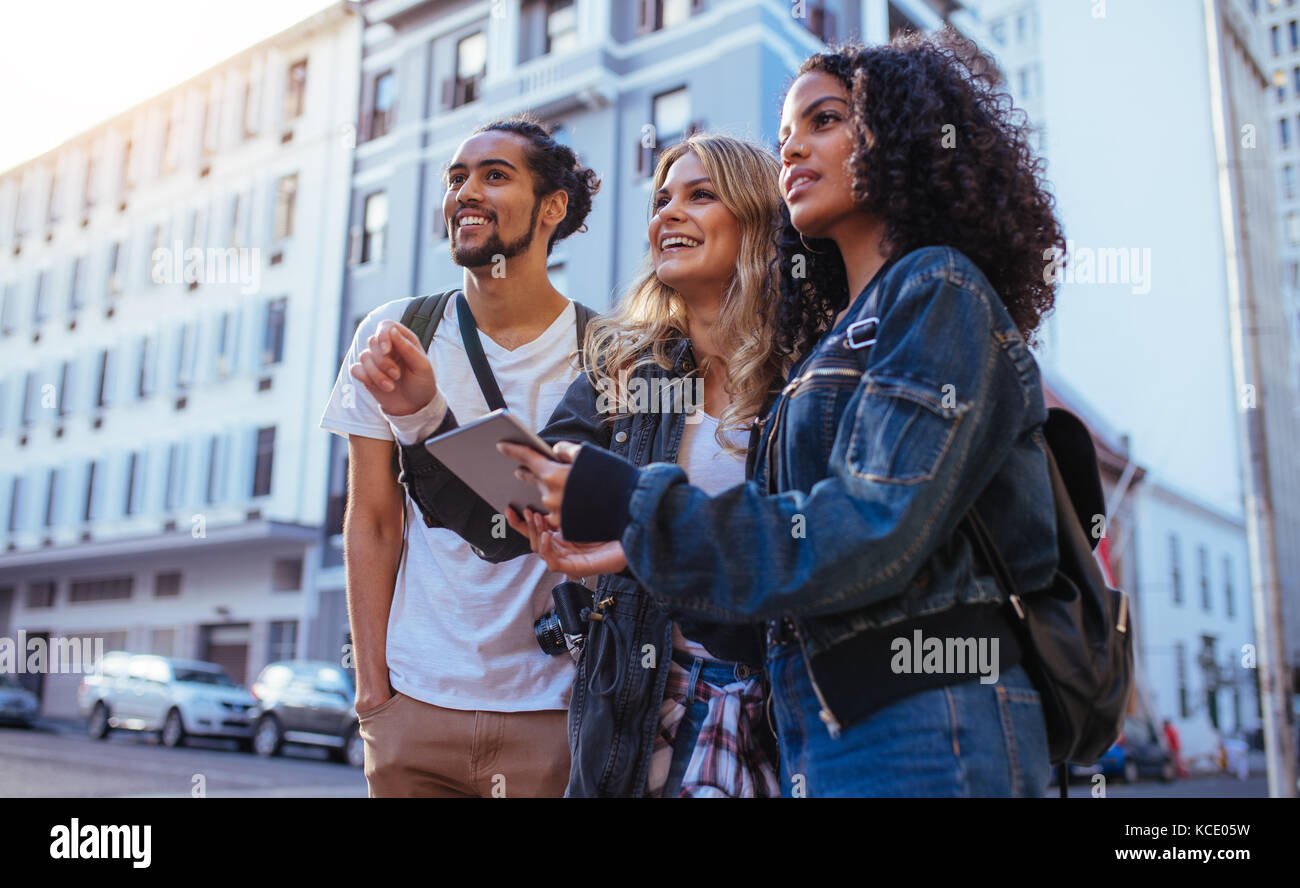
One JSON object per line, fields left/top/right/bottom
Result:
{"left": 0, "top": 0, "right": 337, "bottom": 173}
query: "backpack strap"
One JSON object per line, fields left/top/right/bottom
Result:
{"left": 400, "top": 289, "right": 459, "bottom": 352}
{"left": 573, "top": 300, "right": 594, "bottom": 352}
{"left": 390, "top": 290, "right": 458, "bottom": 477}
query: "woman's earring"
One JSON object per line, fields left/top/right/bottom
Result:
{"left": 798, "top": 232, "right": 826, "bottom": 255}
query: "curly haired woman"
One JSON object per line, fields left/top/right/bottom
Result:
{"left": 502, "top": 31, "right": 1069, "bottom": 797}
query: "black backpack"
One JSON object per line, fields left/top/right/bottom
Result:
{"left": 962, "top": 407, "right": 1134, "bottom": 793}
{"left": 387, "top": 289, "right": 597, "bottom": 478}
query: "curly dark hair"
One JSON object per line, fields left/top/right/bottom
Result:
{"left": 474, "top": 115, "right": 601, "bottom": 255}
{"left": 768, "top": 29, "right": 1065, "bottom": 360}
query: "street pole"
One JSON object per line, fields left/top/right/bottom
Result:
{"left": 1203, "top": 0, "right": 1297, "bottom": 798}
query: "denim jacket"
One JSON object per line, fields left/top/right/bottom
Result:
{"left": 395, "top": 336, "right": 769, "bottom": 797}
{"left": 562, "top": 247, "right": 1059, "bottom": 736}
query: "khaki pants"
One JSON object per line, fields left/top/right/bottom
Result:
{"left": 358, "top": 691, "right": 570, "bottom": 798}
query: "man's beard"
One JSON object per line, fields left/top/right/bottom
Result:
{"left": 450, "top": 198, "right": 541, "bottom": 268}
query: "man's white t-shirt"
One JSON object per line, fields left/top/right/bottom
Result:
{"left": 319, "top": 295, "right": 580, "bottom": 712}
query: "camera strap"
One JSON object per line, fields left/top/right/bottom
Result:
{"left": 455, "top": 291, "right": 509, "bottom": 411}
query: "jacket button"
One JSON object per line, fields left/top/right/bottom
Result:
{"left": 614, "top": 430, "right": 628, "bottom": 443}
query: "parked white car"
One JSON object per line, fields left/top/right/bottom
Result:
{"left": 79, "top": 651, "right": 256, "bottom": 749}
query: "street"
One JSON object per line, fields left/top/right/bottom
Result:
{"left": 0, "top": 720, "right": 367, "bottom": 798}
{"left": 0, "top": 720, "right": 1271, "bottom": 798}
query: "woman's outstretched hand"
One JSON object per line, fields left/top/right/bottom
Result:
{"left": 504, "top": 505, "right": 628, "bottom": 577}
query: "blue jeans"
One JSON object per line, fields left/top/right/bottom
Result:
{"left": 661, "top": 650, "right": 755, "bottom": 798}
{"left": 766, "top": 642, "right": 1050, "bottom": 797}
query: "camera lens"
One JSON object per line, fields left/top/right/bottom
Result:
{"left": 533, "top": 611, "right": 568, "bottom": 656}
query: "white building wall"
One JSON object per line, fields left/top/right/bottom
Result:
{"left": 0, "top": 3, "right": 361, "bottom": 717}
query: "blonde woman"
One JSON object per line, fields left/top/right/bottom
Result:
{"left": 366, "top": 134, "right": 788, "bottom": 797}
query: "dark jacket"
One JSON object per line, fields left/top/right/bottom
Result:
{"left": 562, "top": 247, "right": 1060, "bottom": 736}
{"left": 396, "top": 334, "right": 770, "bottom": 797}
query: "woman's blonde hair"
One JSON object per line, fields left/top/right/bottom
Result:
{"left": 579, "top": 134, "right": 786, "bottom": 456}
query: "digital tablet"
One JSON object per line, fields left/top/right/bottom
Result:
{"left": 423, "top": 408, "right": 558, "bottom": 518}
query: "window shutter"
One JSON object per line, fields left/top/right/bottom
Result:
{"left": 637, "top": 0, "right": 654, "bottom": 33}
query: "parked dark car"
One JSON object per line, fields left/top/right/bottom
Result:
{"left": 249, "top": 661, "right": 362, "bottom": 767}
{"left": 0, "top": 674, "right": 39, "bottom": 727}
{"left": 1105, "top": 717, "right": 1177, "bottom": 783}
{"left": 1059, "top": 716, "right": 1175, "bottom": 784}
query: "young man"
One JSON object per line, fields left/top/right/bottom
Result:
{"left": 319, "top": 117, "right": 599, "bottom": 797}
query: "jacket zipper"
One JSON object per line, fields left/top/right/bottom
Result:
{"left": 763, "top": 364, "right": 858, "bottom": 741}
{"left": 792, "top": 622, "right": 842, "bottom": 740}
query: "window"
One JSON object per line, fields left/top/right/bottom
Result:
{"left": 46, "top": 173, "right": 59, "bottom": 226}
{"left": 120, "top": 137, "right": 134, "bottom": 196}
{"left": 1016, "top": 10, "right": 1029, "bottom": 42}
{"left": 1288, "top": 211, "right": 1300, "bottom": 246}
{"left": 26, "top": 580, "right": 55, "bottom": 608}
{"left": 269, "top": 620, "right": 298, "bottom": 660}
{"left": 369, "top": 70, "right": 395, "bottom": 140}
{"left": 272, "top": 558, "right": 302, "bottom": 592}
{"left": 21, "top": 372, "right": 35, "bottom": 427}
{"left": 1282, "top": 117, "right": 1292, "bottom": 151}
{"left": 164, "top": 442, "right": 184, "bottom": 510}
{"left": 176, "top": 323, "right": 196, "bottom": 389}
{"left": 990, "top": 19, "right": 1006, "bottom": 45}
{"left": 125, "top": 452, "right": 141, "bottom": 515}
{"left": 285, "top": 59, "right": 308, "bottom": 121}
{"left": 273, "top": 173, "right": 297, "bottom": 240}
{"left": 83, "top": 461, "right": 97, "bottom": 522}
{"left": 7, "top": 477, "right": 20, "bottom": 533}
{"left": 33, "top": 270, "right": 49, "bottom": 325}
{"left": 137, "top": 335, "right": 156, "bottom": 398}
{"left": 43, "top": 468, "right": 58, "bottom": 528}
{"left": 107, "top": 241, "right": 123, "bottom": 298}
{"left": 1198, "top": 545, "right": 1211, "bottom": 611}
{"left": 229, "top": 193, "right": 245, "bottom": 248}
{"left": 242, "top": 74, "right": 260, "bottom": 138}
{"left": 56, "top": 361, "right": 70, "bottom": 417}
{"left": 252, "top": 426, "right": 275, "bottom": 497}
{"left": 637, "top": 0, "right": 693, "bottom": 32}
{"left": 69, "top": 256, "right": 84, "bottom": 311}
{"left": 800, "top": 1, "right": 836, "bottom": 42}
{"left": 1, "top": 283, "right": 14, "bottom": 335}
{"left": 1175, "top": 641, "right": 1188, "bottom": 718}
{"left": 94, "top": 349, "right": 110, "bottom": 408}
{"left": 68, "top": 576, "right": 133, "bottom": 603}
{"left": 451, "top": 32, "right": 487, "bottom": 108}
{"left": 641, "top": 87, "right": 696, "bottom": 174}
{"left": 1291, "top": 20, "right": 1298, "bottom": 51}
{"left": 1224, "top": 556, "right": 1235, "bottom": 619}
{"left": 1286, "top": 165, "right": 1297, "bottom": 200}
{"left": 199, "top": 98, "right": 215, "bottom": 157}
{"left": 154, "top": 571, "right": 181, "bottom": 599}
{"left": 1294, "top": 66, "right": 1300, "bottom": 97}
{"left": 1169, "top": 534, "right": 1183, "bottom": 604}
{"left": 161, "top": 116, "right": 179, "bottom": 173}
{"left": 151, "top": 223, "right": 167, "bottom": 277}
{"left": 82, "top": 154, "right": 95, "bottom": 211}
{"left": 362, "top": 192, "right": 387, "bottom": 264}
{"left": 262, "top": 298, "right": 286, "bottom": 366}
{"left": 546, "top": 0, "right": 578, "bottom": 54}
{"left": 205, "top": 435, "right": 221, "bottom": 503}
{"left": 215, "top": 311, "right": 236, "bottom": 376}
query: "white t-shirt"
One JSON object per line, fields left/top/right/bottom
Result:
{"left": 319, "top": 295, "right": 580, "bottom": 712}
{"left": 671, "top": 408, "right": 749, "bottom": 661}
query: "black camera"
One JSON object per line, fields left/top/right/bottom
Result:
{"left": 534, "top": 581, "right": 593, "bottom": 656}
